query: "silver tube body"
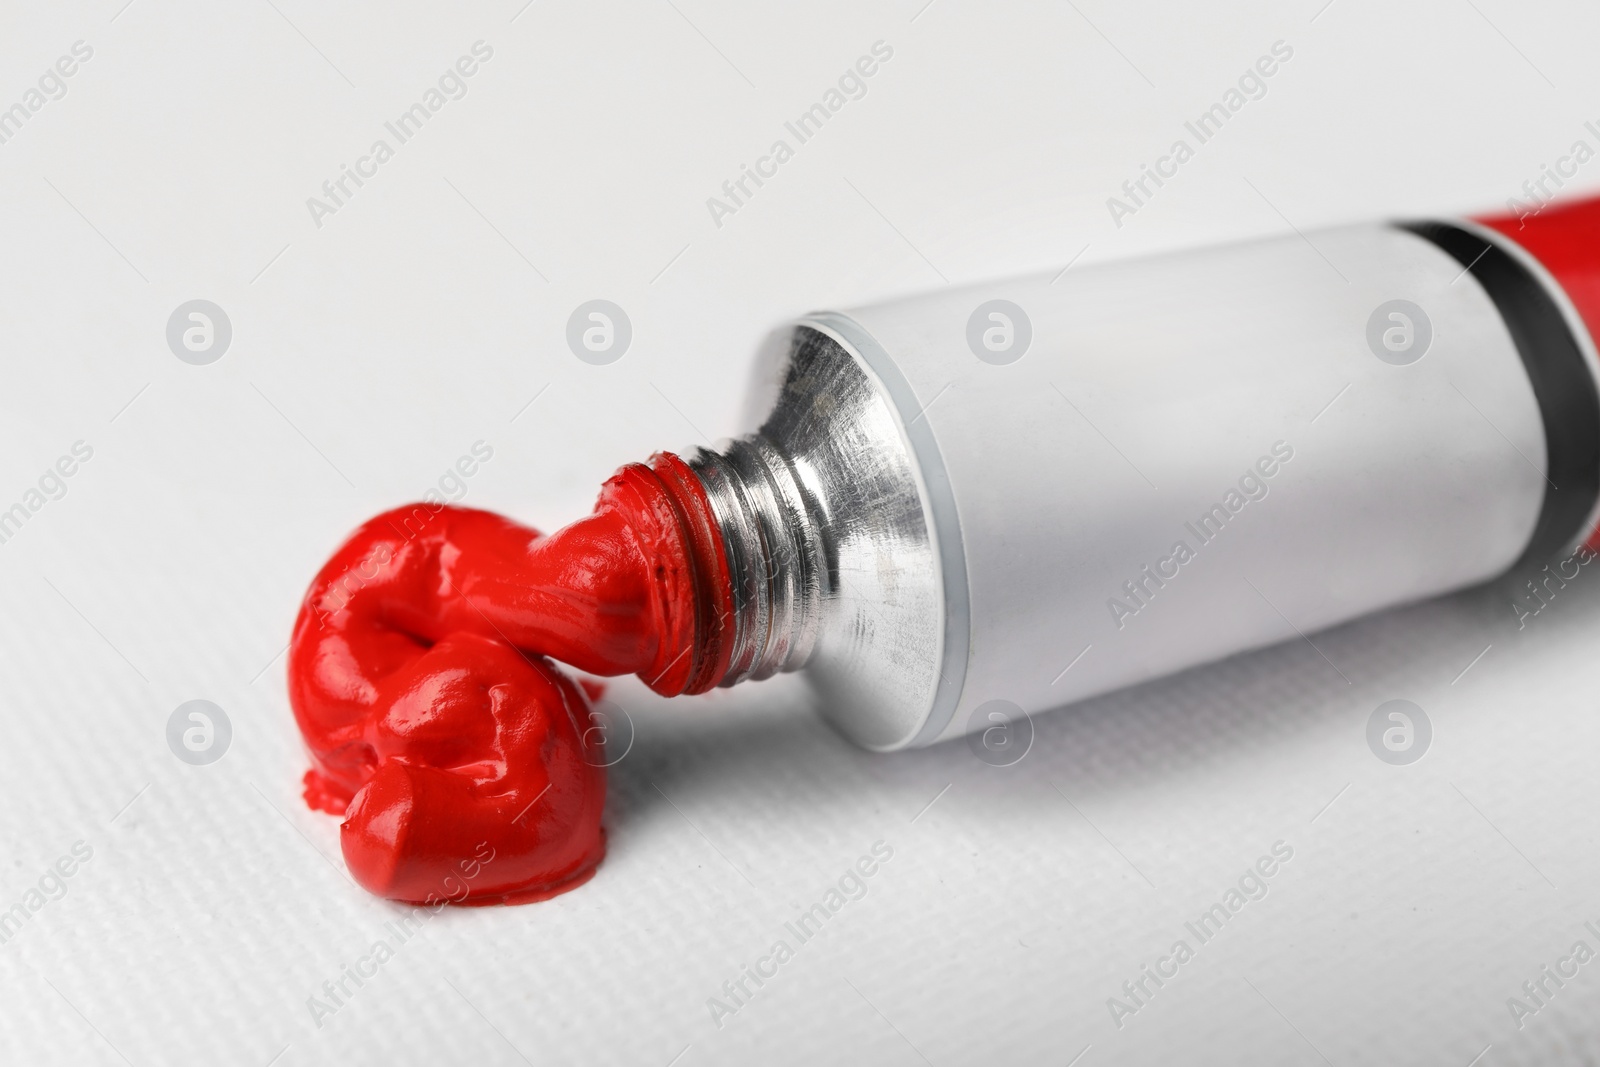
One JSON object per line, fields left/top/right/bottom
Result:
{"left": 696, "top": 223, "right": 1566, "bottom": 750}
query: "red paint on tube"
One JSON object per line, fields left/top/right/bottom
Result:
{"left": 1480, "top": 195, "right": 1600, "bottom": 549}
{"left": 1481, "top": 196, "right": 1600, "bottom": 347}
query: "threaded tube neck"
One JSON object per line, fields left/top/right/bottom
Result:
{"left": 674, "top": 435, "right": 823, "bottom": 686}
{"left": 620, "top": 452, "right": 733, "bottom": 696}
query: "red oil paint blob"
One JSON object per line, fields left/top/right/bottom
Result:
{"left": 287, "top": 454, "right": 730, "bottom": 904}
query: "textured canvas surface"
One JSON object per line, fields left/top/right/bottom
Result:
{"left": 3, "top": 1, "right": 1600, "bottom": 1064}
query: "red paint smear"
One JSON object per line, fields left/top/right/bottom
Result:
{"left": 1479, "top": 195, "right": 1600, "bottom": 550}
{"left": 288, "top": 455, "right": 730, "bottom": 905}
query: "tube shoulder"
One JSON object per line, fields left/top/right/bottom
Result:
{"left": 686, "top": 323, "right": 956, "bottom": 751}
